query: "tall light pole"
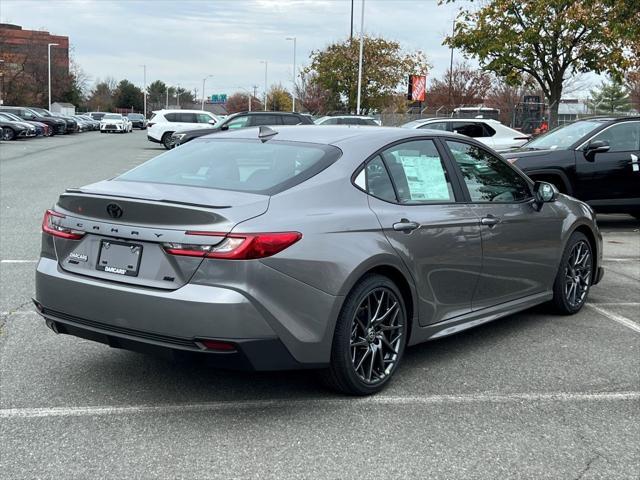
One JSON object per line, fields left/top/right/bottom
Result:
{"left": 201, "top": 74, "right": 213, "bottom": 110}
{"left": 260, "top": 60, "right": 268, "bottom": 111}
{"left": 0, "top": 59, "right": 4, "bottom": 106}
{"left": 356, "top": 0, "right": 365, "bottom": 115}
{"left": 176, "top": 83, "right": 181, "bottom": 108}
{"left": 47, "top": 43, "right": 59, "bottom": 111}
{"left": 165, "top": 86, "right": 169, "bottom": 108}
{"left": 286, "top": 37, "right": 297, "bottom": 112}
{"left": 140, "top": 64, "right": 147, "bottom": 116}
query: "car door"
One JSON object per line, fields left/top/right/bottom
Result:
{"left": 443, "top": 139, "right": 564, "bottom": 309}
{"left": 360, "top": 138, "right": 483, "bottom": 326}
{"left": 574, "top": 121, "right": 640, "bottom": 205}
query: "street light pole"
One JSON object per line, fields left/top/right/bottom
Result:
{"left": 47, "top": 43, "right": 59, "bottom": 111}
{"left": 176, "top": 84, "right": 181, "bottom": 108}
{"left": 165, "top": 87, "right": 169, "bottom": 109}
{"left": 356, "top": 0, "right": 365, "bottom": 115}
{"left": 201, "top": 75, "right": 213, "bottom": 110}
{"left": 260, "top": 61, "right": 268, "bottom": 111}
{"left": 286, "top": 37, "right": 297, "bottom": 112}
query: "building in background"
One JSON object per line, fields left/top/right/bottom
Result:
{"left": 51, "top": 102, "right": 75, "bottom": 116}
{"left": 0, "top": 23, "right": 70, "bottom": 106}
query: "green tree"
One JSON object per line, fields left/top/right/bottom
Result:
{"left": 266, "top": 84, "right": 292, "bottom": 111}
{"left": 114, "top": 79, "right": 143, "bottom": 112}
{"left": 86, "top": 79, "right": 117, "bottom": 111}
{"left": 147, "top": 80, "right": 168, "bottom": 109}
{"left": 305, "top": 35, "right": 429, "bottom": 113}
{"left": 587, "top": 80, "right": 631, "bottom": 114}
{"left": 445, "top": 0, "right": 639, "bottom": 126}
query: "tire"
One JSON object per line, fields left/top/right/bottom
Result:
{"left": 2, "top": 127, "right": 16, "bottom": 141}
{"left": 321, "top": 274, "right": 408, "bottom": 395}
{"left": 550, "top": 232, "right": 593, "bottom": 315}
{"left": 162, "top": 132, "right": 175, "bottom": 149}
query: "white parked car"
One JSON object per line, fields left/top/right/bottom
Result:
{"left": 401, "top": 118, "right": 531, "bottom": 152}
{"left": 314, "top": 115, "right": 381, "bottom": 126}
{"left": 100, "top": 113, "right": 132, "bottom": 134}
{"left": 147, "top": 109, "right": 219, "bottom": 149}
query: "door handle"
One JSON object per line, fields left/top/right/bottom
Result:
{"left": 480, "top": 215, "right": 501, "bottom": 227}
{"left": 393, "top": 220, "right": 420, "bottom": 233}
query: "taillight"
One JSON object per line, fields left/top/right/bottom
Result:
{"left": 196, "top": 339, "right": 236, "bottom": 351}
{"left": 148, "top": 122, "right": 155, "bottom": 128}
{"left": 42, "top": 209, "right": 85, "bottom": 240}
{"left": 163, "top": 231, "right": 302, "bottom": 260}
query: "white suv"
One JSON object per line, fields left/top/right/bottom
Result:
{"left": 147, "top": 109, "right": 219, "bottom": 149}
{"left": 401, "top": 118, "right": 531, "bottom": 152}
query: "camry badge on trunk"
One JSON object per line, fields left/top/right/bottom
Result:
{"left": 106, "top": 203, "right": 123, "bottom": 218}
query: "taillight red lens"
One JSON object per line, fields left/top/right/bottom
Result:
{"left": 197, "top": 339, "right": 236, "bottom": 351}
{"left": 163, "top": 232, "right": 301, "bottom": 260}
{"left": 42, "top": 210, "right": 85, "bottom": 240}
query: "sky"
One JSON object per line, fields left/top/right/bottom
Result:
{"left": 1, "top": 0, "right": 474, "bottom": 99}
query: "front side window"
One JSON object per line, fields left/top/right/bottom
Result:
{"left": 282, "top": 116, "right": 302, "bottom": 125}
{"left": 590, "top": 122, "right": 640, "bottom": 152}
{"left": 419, "top": 122, "right": 448, "bottom": 131}
{"left": 197, "top": 113, "right": 213, "bottom": 124}
{"left": 381, "top": 140, "right": 455, "bottom": 203}
{"left": 446, "top": 141, "right": 531, "bottom": 202}
{"left": 250, "top": 115, "right": 281, "bottom": 127}
{"left": 225, "top": 115, "right": 249, "bottom": 129}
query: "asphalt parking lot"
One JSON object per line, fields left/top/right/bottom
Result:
{"left": 0, "top": 132, "right": 638, "bottom": 479}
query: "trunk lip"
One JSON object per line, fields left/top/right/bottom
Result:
{"left": 64, "top": 189, "right": 232, "bottom": 210}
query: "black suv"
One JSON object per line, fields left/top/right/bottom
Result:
{"left": 502, "top": 117, "right": 640, "bottom": 218}
{"left": 171, "top": 111, "right": 314, "bottom": 147}
{"left": 126, "top": 113, "right": 147, "bottom": 129}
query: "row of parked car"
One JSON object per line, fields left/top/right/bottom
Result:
{"left": 0, "top": 107, "right": 150, "bottom": 141}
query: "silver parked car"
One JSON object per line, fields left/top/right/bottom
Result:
{"left": 35, "top": 126, "right": 603, "bottom": 395}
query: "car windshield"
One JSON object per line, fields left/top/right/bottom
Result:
{"left": 524, "top": 120, "right": 604, "bottom": 150}
{"left": 128, "top": 114, "right": 143, "bottom": 119}
{"left": 103, "top": 114, "right": 122, "bottom": 120}
{"left": 117, "top": 138, "right": 342, "bottom": 194}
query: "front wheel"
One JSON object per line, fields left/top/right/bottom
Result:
{"left": 551, "top": 232, "right": 593, "bottom": 314}
{"left": 322, "top": 274, "right": 408, "bottom": 395}
{"left": 2, "top": 127, "right": 16, "bottom": 141}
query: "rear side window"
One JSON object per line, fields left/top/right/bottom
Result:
{"left": 452, "top": 122, "right": 487, "bottom": 138}
{"left": 360, "top": 118, "right": 378, "bottom": 126}
{"left": 381, "top": 140, "right": 455, "bottom": 203}
{"left": 282, "top": 116, "right": 302, "bottom": 125}
{"left": 164, "top": 113, "right": 178, "bottom": 122}
{"left": 117, "top": 139, "right": 342, "bottom": 195}
{"left": 365, "top": 157, "right": 396, "bottom": 202}
{"left": 250, "top": 115, "right": 282, "bottom": 127}
{"left": 178, "top": 113, "right": 197, "bottom": 123}
{"left": 419, "top": 122, "right": 448, "bottom": 131}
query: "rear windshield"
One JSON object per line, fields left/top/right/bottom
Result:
{"left": 103, "top": 114, "right": 122, "bottom": 120}
{"left": 128, "top": 114, "right": 143, "bottom": 119}
{"left": 117, "top": 138, "right": 342, "bottom": 195}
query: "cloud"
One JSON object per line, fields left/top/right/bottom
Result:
{"left": 2, "top": 0, "right": 470, "bottom": 97}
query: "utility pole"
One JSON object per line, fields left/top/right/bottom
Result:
{"left": 253, "top": 85, "right": 258, "bottom": 112}
{"left": 201, "top": 75, "right": 213, "bottom": 110}
{"left": 356, "top": 0, "right": 365, "bottom": 115}
{"left": 286, "top": 37, "right": 297, "bottom": 112}
{"left": 350, "top": 0, "right": 354, "bottom": 40}
{"left": 141, "top": 65, "right": 147, "bottom": 116}
{"left": 448, "top": 19, "right": 455, "bottom": 109}
{"left": 176, "top": 84, "right": 181, "bottom": 108}
{"left": 47, "top": 43, "right": 59, "bottom": 111}
{"left": 260, "top": 61, "right": 268, "bottom": 111}
{"left": 165, "top": 87, "right": 169, "bottom": 108}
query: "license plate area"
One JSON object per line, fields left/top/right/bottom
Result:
{"left": 96, "top": 240, "right": 143, "bottom": 276}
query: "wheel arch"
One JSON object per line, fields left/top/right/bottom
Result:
{"left": 570, "top": 223, "right": 599, "bottom": 279}
{"left": 338, "top": 257, "right": 418, "bottom": 344}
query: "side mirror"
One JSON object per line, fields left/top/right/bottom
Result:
{"left": 584, "top": 140, "right": 610, "bottom": 156}
{"left": 533, "top": 181, "right": 557, "bottom": 210}
{"left": 208, "top": 119, "right": 217, "bottom": 125}
{"left": 219, "top": 124, "right": 229, "bottom": 131}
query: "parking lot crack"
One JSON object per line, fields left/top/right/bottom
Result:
{"left": 574, "top": 453, "right": 602, "bottom": 480}
{"left": 0, "top": 300, "right": 33, "bottom": 334}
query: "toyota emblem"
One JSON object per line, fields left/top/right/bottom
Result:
{"left": 106, "top": 203, "right": 123, "bottom": 219}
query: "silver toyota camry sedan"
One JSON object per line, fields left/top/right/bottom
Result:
{"left": 35, "top": 126, "right": 603, "bottom": 395}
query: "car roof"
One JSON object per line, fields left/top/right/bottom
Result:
{"left": 153, "top": 109, "right": 215, "bottom": 114}
{"left": 201, "top": 125, "right": 472, "bottom": 146}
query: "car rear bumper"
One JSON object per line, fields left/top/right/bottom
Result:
{"left": 34, "top": 257, "right": 336, "bottom": 369}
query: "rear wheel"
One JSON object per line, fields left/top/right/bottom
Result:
{"left": 162, "top": 132, "right": 175, "bottom": 149}
{"left": 322, "top": 274, "right": 407, "bottom": 395}
{"left": 1, "top": 127, "right": 15, "bottom": 141}
{"left": 551, "top": 232, "right": 593, "bottom": 314}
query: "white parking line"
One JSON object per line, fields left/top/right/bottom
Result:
{"left": 0, "top": 260, "right": 37, "bottom": 264}
{"left": 603, "top": 258, "right": 640, "bottom": 262}
{"left": 586, "top": 304, "right": 640, "bottom": 333}
{"left": 1, "top": 391, "right": 638, "bottom": 419}
{"left": 590, "top": 302, "right": 640, "bottom": 307}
